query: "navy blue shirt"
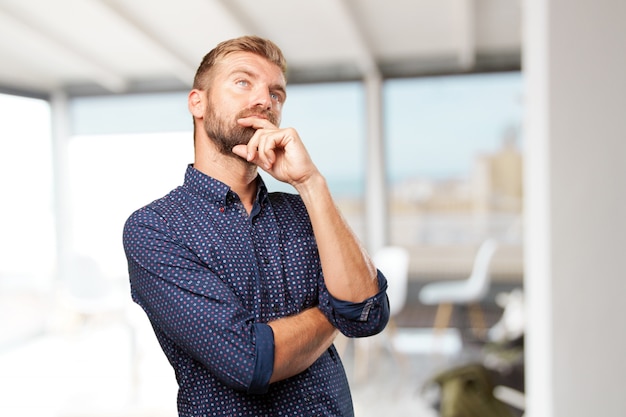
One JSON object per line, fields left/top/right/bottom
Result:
{"left": 123, "top": 165, "right": 389, "bottom": 416}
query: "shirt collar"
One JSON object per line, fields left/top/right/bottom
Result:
{"left": 183, "top": 164, "right": 269, "bottom": 206}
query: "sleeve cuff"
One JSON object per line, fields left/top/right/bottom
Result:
{"left": 329, "top": 270, "right": 389, "bottom": 322}
{"left": 248, "top": 323, "right": 275, "bottom": 395}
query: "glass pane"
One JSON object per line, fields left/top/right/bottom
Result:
{"left": 0, "top": 93, "right": 54, "bottom": 347}
{"left": 384, "top": 72, "right": 524, "bottom": 281}
{"left": 65, "top": 81, "right": 366, "bottom": 269}
{"left": 270, "top": 82, "right": 366, "bottom": 238}
{"left": 0, "top": 94, "right": 54, "bottom": 284}
{"left": 67, "top": 132, "right": 193, "bottom": 280}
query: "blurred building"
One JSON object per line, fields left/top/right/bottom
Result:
{"left": 387, "top": 128, "right": 524, "bottom": 283}
{"left": 472, "top": 127, "right": 523, "bottom": 213}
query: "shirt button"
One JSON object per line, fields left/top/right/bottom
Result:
{"left": 263, "top": 257, "right": 270, "bottom": 264}
{"left": 219, "top": 207, "right": 225, "bottom": 213}
{"left": 272, "top": 304, "right": 280, "bottom": 313}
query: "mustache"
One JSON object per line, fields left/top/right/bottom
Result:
{"left": 236, "top": 107, "right": 278, "bottom": 126}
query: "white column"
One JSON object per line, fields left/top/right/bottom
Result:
{"left": 364, "top": 72, "right": 388, "bottom": 254}
{"left": 524, "top": 1, "right": 626, "bottom": 416}
{"left": 50, "top": 90, "right": 73, "bottom": 283}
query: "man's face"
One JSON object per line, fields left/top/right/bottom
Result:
{"left": 202, "top": 52, "right": 286, "bottom": 155}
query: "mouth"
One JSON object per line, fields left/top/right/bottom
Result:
{"left": 238, "top": 108, "right": 276, "bottom": 124}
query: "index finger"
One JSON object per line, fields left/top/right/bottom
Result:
{"left": 237, "top": 116, "right": 277, "bottom": 131}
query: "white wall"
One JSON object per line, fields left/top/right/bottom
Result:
{"left": 524, "top": 1, "right": 626, "bottom": 416}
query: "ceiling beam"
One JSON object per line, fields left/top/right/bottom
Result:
{"left": 458, "top": 0, "right": 477, "bottom": 69}
{"left": 96, "top": 0, "right": 197, "bottom": 86}
{"left": 213, "top": 0, "right": 262, "bottom": 35}
{"left": 333, "top": 0, "right": 380, "bottom": 78}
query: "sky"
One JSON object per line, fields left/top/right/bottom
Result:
{"left": 279, "top": 71, "right": 523, "bottom": 194}
{"left": 384, "top": 72, "right": 523, "bottom": 181}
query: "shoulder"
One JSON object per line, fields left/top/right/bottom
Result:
{"left": 124, "top": 187, "right": 187, "bottom": 233}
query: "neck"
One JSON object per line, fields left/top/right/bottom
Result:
{"left": 194, "top": 137, "right": 258, "bottom": 212}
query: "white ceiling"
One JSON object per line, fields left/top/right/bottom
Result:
{"left": 0, "top": 0, "right": 522, "bottom": 97}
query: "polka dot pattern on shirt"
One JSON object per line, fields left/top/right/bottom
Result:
{"left": 123, "top": 165, "right": 389, "bottom": 416}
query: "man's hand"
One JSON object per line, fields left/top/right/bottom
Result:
{"left": 232, "top": 117, "right": 319, "bottom": 187}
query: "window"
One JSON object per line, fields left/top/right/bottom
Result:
{"left": 384, "top": 72, "right": 524, "bottom": 280}
{"left": 0, "top": 94, "right": 54, "bottom": 289}
{"left": 0, "top": 93, "right": 54, "bottom": 347}
{"left": 66, "top": 83, "right": 366, "bottom": 275}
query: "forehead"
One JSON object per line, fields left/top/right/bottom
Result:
{"left": 215, "top": 51, "right": 286, "bottom": 85}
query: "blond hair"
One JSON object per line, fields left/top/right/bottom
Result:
{"left": 193, "top": 35, "right": 287, "bottom": 90}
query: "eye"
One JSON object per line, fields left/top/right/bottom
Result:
{"left": 270, "top": 91, "right": 284, "bottom": 103}
{"left": 236, "top": 79, "right": 250, "bottom": 87}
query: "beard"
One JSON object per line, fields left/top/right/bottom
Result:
{"left": 203, "top": 99, "right": 279, "bottom": 156}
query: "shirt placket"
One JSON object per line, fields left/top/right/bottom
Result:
{"left": 249, "top": 204, "right": 284, "bottom": 320}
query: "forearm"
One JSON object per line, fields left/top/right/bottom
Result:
{"left": 295, "top": 174, "right": 379, "bottom": 302}
{"left": 268, "top": 307, "right": 338, "bottom": 383}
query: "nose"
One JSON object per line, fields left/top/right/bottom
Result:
{"left": 251, "top": 85, "right": 272, "bottom": 110}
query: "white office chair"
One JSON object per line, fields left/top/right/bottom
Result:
{"left": 352, "top": 246, "right": 410, "bottom": 380}
{"left": 59, "top": 255, "right": 142, "bottom": 402}
{"left": 59, "top": 255, "right": 125, "bottom": 321}
{"left": 418, "top": 239, "right": 499, "bottom": 338}
{"left": 375, "top": 246, "right": 410, "bottom": 319}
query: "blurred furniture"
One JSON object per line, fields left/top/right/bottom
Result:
{"left": 59, "top": 255, "right": 140, "bottom": 400}
{"left": 424, "top": 363, "right": 520, "bottom": 417}
{"left": 406, "top": 242, "right": 523, "bottom": 285}
{"left": 418, "top": 239, "right": 499, "bottom": 338}
{"left": 60, "top": 255, "right": 128, "bottom": 325}
{"left": 353, "top": 246, "right": 410, "bottom": 380}
{"left": 375, "top": 245, "right": 410, "bottom": 321}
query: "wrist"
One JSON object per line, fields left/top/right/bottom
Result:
{"left": 293, "top": 172, "right": 328, "bottom": 201}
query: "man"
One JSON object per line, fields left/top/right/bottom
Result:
{"left": 123, "top": 35, "right": 389, "bottom": 417}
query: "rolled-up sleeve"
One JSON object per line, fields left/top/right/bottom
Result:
{"left": 322, "top": 270, "right": 390, "bottom": 338}
{"left": 249, "top": 323, "right": 274, "bottom": 394}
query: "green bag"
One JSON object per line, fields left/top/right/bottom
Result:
{"left": 430, "top": 363, "right": 515, "bottom": 417}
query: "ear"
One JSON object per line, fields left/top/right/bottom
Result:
{"left": 188, "top": 89, "right": 205, "bottom": 118}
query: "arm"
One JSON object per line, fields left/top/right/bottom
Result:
{"left": 295, "top": 173, "right": 379, "bottom": 302}
{"left": 268, "top": 307, "right": 338, "bottom": 383}
{"left": 124, "top": 206, "right": 341, "bottom": 392}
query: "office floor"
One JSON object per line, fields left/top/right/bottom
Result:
{"left": 0, "top": 288, "right": 512, "bottom": 417}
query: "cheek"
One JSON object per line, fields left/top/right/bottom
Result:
{"left": 208, "top": 90, "right": 239, "bottom": 116}
{"left": 207, "top": 102, "right": 234, "bottom": 124}
{"left": 273, "top": 106, "right": 283, "bottom": 125}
